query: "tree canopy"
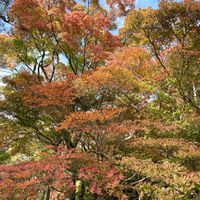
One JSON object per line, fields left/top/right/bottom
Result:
{"left": 0, "top": 0, "right": 200, "bottom": 199}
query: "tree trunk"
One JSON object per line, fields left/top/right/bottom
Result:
{"left": 44, "top": 187, "right": 50, "bottom": 200}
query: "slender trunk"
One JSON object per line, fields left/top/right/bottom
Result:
{"left": 37, "top": 187, "right": 50, "bottom": 200}
{"left": 44, "top": 187, "right": 50, "bottom": 200}
{"left": 75, "top": 180, "right": 85, "bottom": 200}
{"left": 192, "top": 83, "right": 198, "bottom": 104}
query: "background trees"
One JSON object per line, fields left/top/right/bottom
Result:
{"left": 0, "top": 0, "right": 200, "bottom": 199}
{"left": 121, "top": 0, "right": 200, "bottom": 113}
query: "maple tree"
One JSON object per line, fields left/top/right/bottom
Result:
{"left": 0, "top": 0, "right": 200, "bottom": 200}
{"left": 121, "top": 0, "right": 200, "bottom": 113}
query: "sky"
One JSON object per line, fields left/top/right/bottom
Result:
{"left": 99, "top": 0, "right": 159, "bottom": 9}
{"left": 135, "top": 0, "right": 159, "bottom": 9}
{"left": 101, "top": 0, "right": 159, "bottom": 33}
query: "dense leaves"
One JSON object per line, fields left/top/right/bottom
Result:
{"left": 0, "top": 0, "right": 200, "bottom": 199}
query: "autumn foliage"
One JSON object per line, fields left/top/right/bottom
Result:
{"left": 0, "top": 0, "right": 200, "bottom": 199}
